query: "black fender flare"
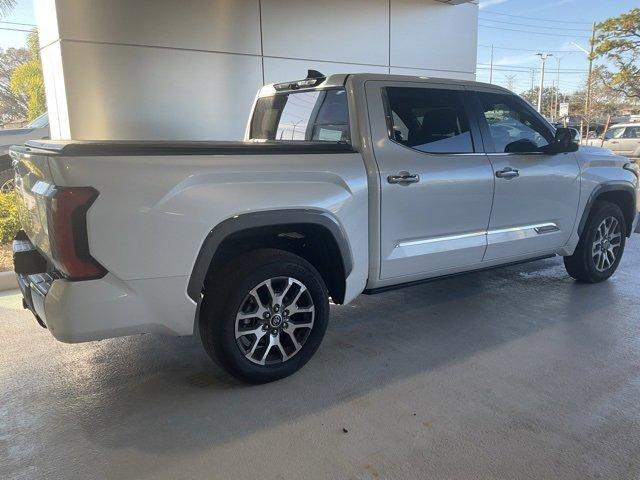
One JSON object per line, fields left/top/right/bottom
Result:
{"left": 187, "top": 209, "right": 353, "bottom": 302}
{"left": 577, "top": 181, "right": 637, "bottom": 237}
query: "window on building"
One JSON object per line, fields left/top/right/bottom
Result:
{"left": 384, "top": 87, "right": 474, "bottom": 154}
{"left": 476, "top": 91, "right": 553, "bottom": 153}
{"left": 250, "top": 89, "right": 350, "bottom": 143}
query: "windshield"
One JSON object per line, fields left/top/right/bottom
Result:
{"left": 26, "top": 113, "right": 49, "bottom": 129}
{"left": 250, "top": 89, "right": 350, "bottom": 143}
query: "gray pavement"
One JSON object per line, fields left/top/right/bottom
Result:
{"left": 2, "top": 236, "right": 640, "bottom": 479}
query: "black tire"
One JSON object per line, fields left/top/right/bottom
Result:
{"left": 0, "top": 168, "right": 14, "bottom": 193}
{"left": 564, "top": 201, "right": 627, "bottom": 283}
{"left": 199, "top": 248, "right": 329, "bottom": 384}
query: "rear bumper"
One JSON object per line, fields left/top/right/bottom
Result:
{"left": 14, "top": 234, "right": 196, "bottom": 342}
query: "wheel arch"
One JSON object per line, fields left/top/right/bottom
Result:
{"left": 187, "top": 209, "right": 353, "bottom": 305}
{"left": 578, "top": 182, "right": 637, "bottom": 238}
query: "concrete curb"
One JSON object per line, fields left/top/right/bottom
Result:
{"left": 0, "top": 271, "right": 17, "bottom": 292}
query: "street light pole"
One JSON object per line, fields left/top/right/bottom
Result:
{"left": 536, "top": 53, "right": 553, "bottom": 114}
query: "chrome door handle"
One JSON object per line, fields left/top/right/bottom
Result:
{"left": 495, "top": 167, "right": 519, "bottom": 179}
{"left": 388, "top": 171, "right": 420, "bottom": 185}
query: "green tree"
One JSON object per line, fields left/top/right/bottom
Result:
{"left": 0, "top": 46, "right": 29, "bottom": 122}
{"left": 9, "top": 30, "right": 45, "bottom": 120}
{"left": 520, "top": 86, "right": 568, "bottom": 118}
{"left": 593, "top": 8, "right": 640, "bottom": 100}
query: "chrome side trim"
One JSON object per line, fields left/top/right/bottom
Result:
{"left": 487, "top": 222, "right": 559, "bottom": 245}
{"left": 393, "top": 223, "right": 559, "bottom": 254}
{"left": 396, "top": 230, "right": 485, "bottom": 248}
{"left": 488, "top": 222, "right": 558, "bottom": 236}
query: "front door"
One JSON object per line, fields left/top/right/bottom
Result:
{"left": 366, "top": 82, "right": 495, "bottom": 280}
{"left": 472, "top": 90, "right": 581, "bottom": 261}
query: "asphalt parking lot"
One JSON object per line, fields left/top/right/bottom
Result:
{"left": 2, "top": 235, "right": 640, "bottom": 480}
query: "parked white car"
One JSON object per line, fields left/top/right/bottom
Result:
{"left": 10, "top": 73, "right": 640, "bottom": 383}
{"left": 0, "top": 113, "right": 49, "bottom": 191}
{"left": 588, "top": 123, "right": 640, "bottom": 159}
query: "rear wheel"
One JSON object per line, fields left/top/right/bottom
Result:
{"left": 200, "top": 249, "right": 329, "bottom": 383}
{"left": 564, "top": 201, "right": 626, "bottom": 283}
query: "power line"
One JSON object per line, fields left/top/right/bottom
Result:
{"left": 476, "top": 63, "right": 588, "bottom": 73}
{"left": 480, "top": 10, "right": 593, "bottom": 25}
{"left": 479, "top": 17, "right": 592, "bottom": 33}
{"left": 0, "top": 20, "right": 36, "bottom": 27}
{"left": 478, "top": 23, "right": 591, "bottom": 39}
{"left": 478, "top": 44, "right": 580, "bottom": 54}
{"left": 0, "top": 26, "right": 33, "bottom": 33}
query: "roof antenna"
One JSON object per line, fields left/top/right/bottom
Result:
{"left": 307, "top": 69, "right": 325, "bottom": 79}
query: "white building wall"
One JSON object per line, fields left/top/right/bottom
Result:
{"left": 35, "top": 0, "right": 478, "bottom": 141}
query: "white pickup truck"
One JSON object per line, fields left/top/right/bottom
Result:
{"left": 11, "top": 72, "right": 640, "bottom": 383}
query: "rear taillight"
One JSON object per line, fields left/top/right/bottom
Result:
{"left": 48, "top": 187, "right": 106, "bottom": 280}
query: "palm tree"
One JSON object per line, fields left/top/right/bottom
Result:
{"left": 10, "top": 30, "right": 45, "bottom": 120}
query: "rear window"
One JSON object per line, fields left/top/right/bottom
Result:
{"left": 250, "top": 89, "right": 350, "bottom": 143}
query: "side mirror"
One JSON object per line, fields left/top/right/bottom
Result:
{"left": 551, "top": 127, "right": 579, "bottom": 153}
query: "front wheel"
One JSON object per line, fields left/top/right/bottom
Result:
{"left": 200, "top": 249, "right": 329, "bottom": 384}
{"left": 564, "top": 201, "right": 627, "bottom": 283}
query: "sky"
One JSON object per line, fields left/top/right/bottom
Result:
{"left": 0, "top": 0, "right": 637, "bottom": 95}
{"left": 476, "top": 0, "right": 638, "bottom": 94}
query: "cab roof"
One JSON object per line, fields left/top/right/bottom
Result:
{"left": 258, "top": 72, "right": 512, "bottom": 97}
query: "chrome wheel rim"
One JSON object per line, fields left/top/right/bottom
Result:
{"left": 235, "top": 277, "right": 315, "bottom": 365}
{"left": 592, "top": 216, "right": 622, "bottom": 272}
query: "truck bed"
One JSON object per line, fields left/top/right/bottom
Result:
{"left": 22, "top": 139, "right": 356, "bottom": 157}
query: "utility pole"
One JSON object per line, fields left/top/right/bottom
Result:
{"left": 489, "top": 44, "right": 494, "bottom": 84}
{"left": 536, "top": 53, "right": 553, "bottom": 115}
{"left": 531, "top": 68, "right": 536, "bottom": 91}
{"left": 584, "top": 22, "right": 597, "bottom": 139}
{"left": 505, "top": 74, "right": 517, "bottom": 92}
{"left": 554, "top": 57, "right": 562, "bottom": 121}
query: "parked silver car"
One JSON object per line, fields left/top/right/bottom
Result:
{"left": 0, "top": 113, "right": 49, "bottom": 191}
{"left": 588, "top": 123, "right": 640, "bottom": 159}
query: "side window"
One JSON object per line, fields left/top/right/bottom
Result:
{"left": 476, "top": 92, "right": 553, "bottom": 153}
{"left": 384, "top": 87, "right": 474, "bottom": 154}
{"left": 605, "top": 127, "right": 625, "bottom": 140}
{"left": 624, "top": 127, "right": 639, "bottom": 139}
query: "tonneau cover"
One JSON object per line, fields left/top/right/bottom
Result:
{"left": 21, "top": 139, "right": 356, "bottom": 157}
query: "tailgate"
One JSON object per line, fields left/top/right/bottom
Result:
{"left": 10, "top": 146, "right": 56, "bottom": 259}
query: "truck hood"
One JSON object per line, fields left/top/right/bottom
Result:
{"left": 578, "top": 145, "right": 614, "bottom": 156}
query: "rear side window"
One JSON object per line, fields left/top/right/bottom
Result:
{"left": 250, "top": 89, "right": 350, "bottom": 143}
{"left": 384, "top": 87, "right": 474, "bottom": 154}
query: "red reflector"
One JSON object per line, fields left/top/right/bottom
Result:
{"left": 48, "top": 187, "right": 105, "bottom": 280}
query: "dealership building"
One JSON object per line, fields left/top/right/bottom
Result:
{"left": 35, "top": 0, "right": 477, "bottom": 141}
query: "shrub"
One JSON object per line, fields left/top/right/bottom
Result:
{"left": 0, "top": 192, "right": 20, "bottom": 244}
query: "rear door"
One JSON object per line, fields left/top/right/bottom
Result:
{"left": 366, "top": 81, "right": 495, "bottom": 280}
{"left": 472, "top": 89, "right": 580, "bottom": 261}
{"left": 601, "top": 126, "right": 627, "bottom": 154}
{"left": 619, "top": 126, "right": 640, "bottom": 157}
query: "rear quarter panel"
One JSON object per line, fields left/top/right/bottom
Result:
{"left": 46, "top": 151, "right": 369, "bottom": 305}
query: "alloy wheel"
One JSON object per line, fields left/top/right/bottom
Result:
{"left": 592, "top": 215, "right": 622, "bottom": 272}
{"left": 234, "top": 276, "right": 315, "bottom": 365}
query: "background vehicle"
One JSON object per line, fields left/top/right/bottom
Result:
{"left": 588, "top": 123, "right": 640, "bottom": 159}
{"left": 0, "top": 113, "right": 49, "bottom": 191}
{"left": 10, "top": 73, "right": 639, "bottom": 383}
